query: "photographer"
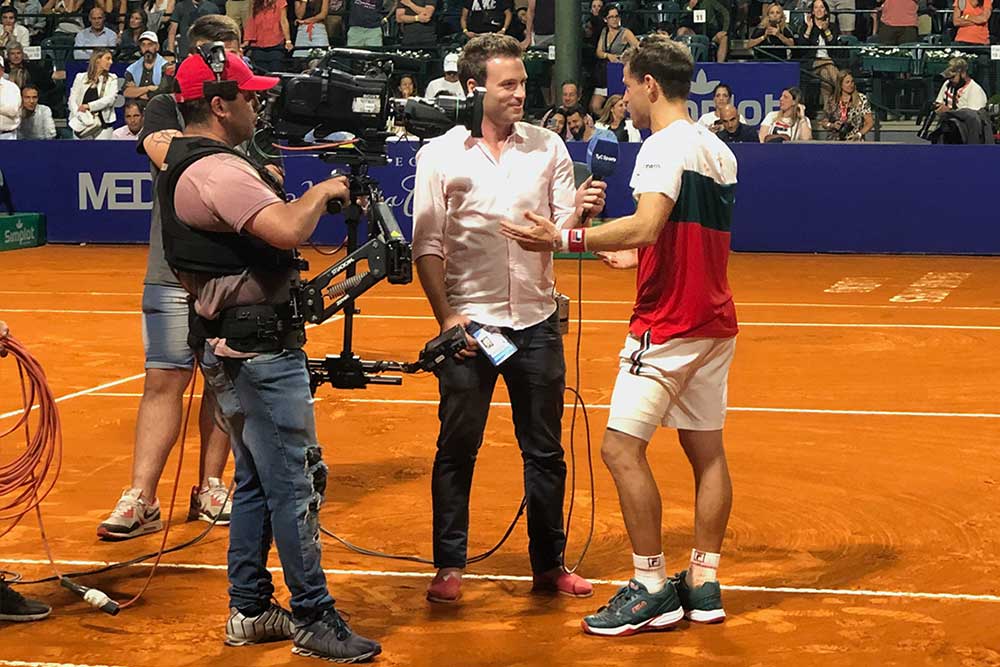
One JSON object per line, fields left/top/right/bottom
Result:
{"left": 934, "top": 57, "right": 987, "bottom": 114}
{"left": 158, "top": 51, "right": 381, "bottom": 662}
{"left": 748, "top": 2, "right": 795, "bottom": 59}
{"left": 821, "top": 71, "right": 872, "bottom": 141}
{"left": 412, "top": 33, "right": 605, "bottom": 605}
{"left": 714, "top": 103, "right": 757, "bottom": 142}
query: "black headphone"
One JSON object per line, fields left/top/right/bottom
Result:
{"left": 197, "top": 41, "right": 239, "bottom": 101}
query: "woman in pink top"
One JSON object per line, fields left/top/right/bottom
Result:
{"left": 953, "top": 0, "right": 991, "bottom": 45}
{"left": 243, "top": 0, "right": 292, "bottom": 73}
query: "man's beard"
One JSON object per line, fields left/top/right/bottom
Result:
{"left": 144, "top": 51, "right": 157, "bottom": 62}
{"left": 569, "top": 125, "right": 584, "bottom": 140}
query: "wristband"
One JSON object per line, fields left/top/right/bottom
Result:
{"left": 566, "top": 228, "right": 586, "bottom": 253}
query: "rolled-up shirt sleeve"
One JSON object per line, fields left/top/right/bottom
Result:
{"left": 550, "top": 139, "right": 578, "bottom": 230}
{"left": 412, "top": 144, "right": 447, "bottom": 260}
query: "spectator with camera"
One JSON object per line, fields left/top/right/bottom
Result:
{"left": 543, "top": 107, "right": 567, "bottom": 138}
{"left": 798, "top": 0, "right": 839, "bottom": 110}
{"left": 540, "top": 79, "right": 594, "bottom": 139}
{"left": 18, "top": 84, "right": 56, "bottom": 138}
{"left": 821, "top": 71, "right": 872, "bottom": 140}
{"left": 952, "top": 0, "right": 991, "bottom": 46}
{"left": 934, "top": 57, "right": 987, "bottom": 113}
{"left": 714, "top": 103, "right": 758, "bottom": 142}
{"left": 759, "top": 86, "right": 812, "bottom": 141}
{"left": 749, "top": 2, "right": 795, "bottom": 59}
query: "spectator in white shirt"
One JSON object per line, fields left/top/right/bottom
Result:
{"left": 934, "top": 57, "right": 988, "bottom": 113}
{"left": 412, "top": 34, "right": 605, "bottom": 606}
{"left": 0, "top": 55, "right": 22, "bottom": 139}
{"left": 74, "top": 7, "right": 119, "bottom": 60}
{"left": 112, "top": 100, "right": 143, "bottom": 138}
{"left": 17, "top": 84, "right": 56, "bottom": 138}
{"left": 0, "top": 6, "right": 31, "bottom": 50}
{"left": 425, "top": 52, "right": 465, "bottom": 98}
{"left": 759, "top": 86, "right": 812, "bottom": 142}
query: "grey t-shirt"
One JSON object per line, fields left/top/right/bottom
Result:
{"left": 137, "top": 93, "right": 184, "bottom": 287}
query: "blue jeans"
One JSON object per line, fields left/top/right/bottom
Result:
{"left": 199, "top": 345, "right": 333, "bottom": 622}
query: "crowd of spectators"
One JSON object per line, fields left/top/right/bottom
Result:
{"left": 0, "top": 0, "right": 994, "bottom": 141}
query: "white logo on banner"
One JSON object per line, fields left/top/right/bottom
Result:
{"left": 78, "top": 172, "right": 153, "bottom": 211}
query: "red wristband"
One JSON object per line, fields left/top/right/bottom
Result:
{"left": 567, "top": 228, "right": 587, "bottom": 253}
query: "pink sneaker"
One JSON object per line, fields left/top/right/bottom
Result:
{"left": 532, "top": 569, "right": 594, "bottom": 598}
{"left": 427, "top": 570, "right": 462, "bottom": 604}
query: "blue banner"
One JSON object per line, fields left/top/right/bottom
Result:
{"left": 607, "top": 61, "right": 799, "bottom": 126}
{"left": 3, "top": 139, "right": 1000, "bottom": 254}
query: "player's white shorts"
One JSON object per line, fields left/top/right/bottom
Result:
{"left": 607, "top": 333, "right": 736, "bottom": 442}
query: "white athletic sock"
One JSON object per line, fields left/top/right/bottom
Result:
{"left": 689, "top": 549, "right": 721, "bottom": 586}
{"left": 632, "top": 553, "right": 667, "bottom": 593}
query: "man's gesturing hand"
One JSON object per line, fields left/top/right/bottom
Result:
{"left": 499, "top": 212, "right": 560, "bottom": 252}
{"left": 574, "top": 176, "right": 607, "bottom": 223}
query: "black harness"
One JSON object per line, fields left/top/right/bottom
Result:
{"left": 159, "top": 137, "right": 306, "bottom": 353}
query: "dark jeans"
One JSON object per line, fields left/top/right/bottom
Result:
{"left": 199, "top": 345, "right": 334, "bottom": 623}
{"left": 431, "top": 310, "right": 567, "bottom": 574}
{"left": 249, "top": 44, "right": 288, "bottom": 73}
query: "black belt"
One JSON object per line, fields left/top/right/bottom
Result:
{"left": 188, "top": 303, "right": 306, "bottom": 353}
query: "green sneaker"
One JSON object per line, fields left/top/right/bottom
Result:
{"left": 581, "top": 579, "right": 684, "bottom": 637}
{"left": 673, "top": 570, "right": 726, "bottom": 623}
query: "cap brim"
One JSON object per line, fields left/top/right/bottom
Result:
{"left": 240, "top": 74, "right": 281, "bottom": 92}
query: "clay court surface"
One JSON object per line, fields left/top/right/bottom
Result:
{"left": 1, "top": 245, "right": 999, "bottom": 666}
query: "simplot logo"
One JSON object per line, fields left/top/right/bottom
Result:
{"left": 3, "top": 221, "right": 37, "bottom": 245}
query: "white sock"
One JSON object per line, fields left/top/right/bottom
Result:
{"left": 689, "top": 549, "right": 721, "bottom": 586}
{"left": 632, "top": 553, "right": 667, "bottom": 593}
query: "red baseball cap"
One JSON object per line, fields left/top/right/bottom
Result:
{"left": 175, "top": 51, "right": 280, "bottom": 103}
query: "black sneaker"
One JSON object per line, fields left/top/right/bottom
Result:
{"left": 581, "top": 579, "right": 684, "bottom": 637}
{"left": 292, "top": 609, "right": 382, "bottom": 663}
{"left": 672, "top": 570, "right": 726, "bottom": 623}
{"left": 0, "top": 577, "right": 51, "bottom": 622}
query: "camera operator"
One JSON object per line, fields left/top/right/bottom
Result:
{"left": 714, "top": 103, "right": 757, "bottom": 143}
{"left": 412, "top": 33, "right": 606, "bottom": 605}
{"left": 157, "top": 51, "right": 382, "bottom": 663}
{"left": 934, "top": 57, "right": 987, "bottom": 114}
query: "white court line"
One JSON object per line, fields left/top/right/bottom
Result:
{"left": 6, "top": 291, "right": 1000, "bottom": 312}
{"left": 11, "top": 308, "right": 1000, "bottom": 331}
{"left": 0, "top": 373, "right": 146, "bottom": 421}
{"left": 86, "top": 393, "right": 1000, "bottom": 419}
{"left": 0, "top": 662, "right": 129, "bottom": 667}
{"left": 2, "top": 558, "right": 997, "bottom": 603}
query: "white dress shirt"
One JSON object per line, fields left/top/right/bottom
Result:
{"left": 0, "top": 78, "right": 22, "bottom": 135}
{"left": 18, "top": 104, "right": 56, "bottom": 139}
{"left": 412, "top": 122, "right": 578, "bottom": 330}
{"left": 112, "top": 124, "right": 140, "bottom": 139}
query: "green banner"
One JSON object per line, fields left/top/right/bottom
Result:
{"left": 0, "top": 214, "right": 47, "bottom": 252}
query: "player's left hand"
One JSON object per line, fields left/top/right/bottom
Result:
{"left": 499, "top": 212, "right": 560, "bottom": 252}
{"left": 574, "top": 176, "right": 607, "bottom": 223}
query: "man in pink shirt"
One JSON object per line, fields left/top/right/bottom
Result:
{"left": 412, "top": 33, "right": 606, "bottom": 605}
{"left": 877, "top": 0, "right": 918, "bottom": 45}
